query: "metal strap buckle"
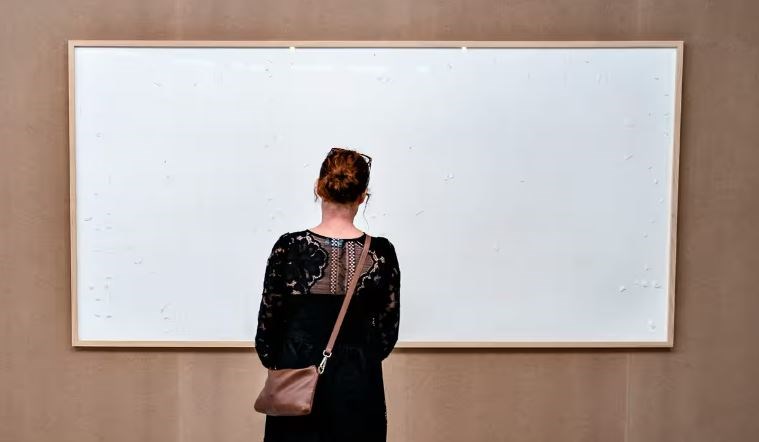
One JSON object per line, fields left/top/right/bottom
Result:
{"left": 318, "top": 350, "right": 332, "bottom": 375}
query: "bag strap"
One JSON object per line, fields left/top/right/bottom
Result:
{"left": 318, "top": 234, "right": 372, "bottom": 374}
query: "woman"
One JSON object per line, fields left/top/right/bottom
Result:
{"left": 255, "top": 147, "right": 401, "bottom": 442}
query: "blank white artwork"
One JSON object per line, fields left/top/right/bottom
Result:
{"left": 70, "top": 43, "right": 680, "bottom": 346}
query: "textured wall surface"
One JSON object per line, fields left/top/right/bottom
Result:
{"left": 1, "top": 1, "right": 758, "bottom": 441}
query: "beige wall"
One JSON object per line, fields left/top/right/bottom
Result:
{"left": 2, "top": 1, "right": 758, "bottom": 441}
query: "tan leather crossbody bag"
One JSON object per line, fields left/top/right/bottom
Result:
{"left": 254, "top": 234, "right": 372, "bottom": 416}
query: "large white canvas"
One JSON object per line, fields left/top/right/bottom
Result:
{"left": 69, "top": 42, "right": 682, "bottom": 347}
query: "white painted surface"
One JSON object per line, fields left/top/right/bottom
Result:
{"left": 72, "top": 45, "right": 679, "bottom": 344}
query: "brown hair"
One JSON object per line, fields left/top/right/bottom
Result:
{"left": 314, "top": 147, "right": 371, "bottom": 205}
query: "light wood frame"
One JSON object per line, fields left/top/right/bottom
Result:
{"left": 68, "top": 40, "right": 684, "bottom": 348}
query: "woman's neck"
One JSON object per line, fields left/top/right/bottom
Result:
{"left": 311, "top": 201, "right": 362, "bottom": 237}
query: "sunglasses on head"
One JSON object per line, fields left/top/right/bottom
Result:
{"left": 329, "top": 147, "right": 372, "bottom": 170}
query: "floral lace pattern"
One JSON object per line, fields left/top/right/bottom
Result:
{"left": 370, "top": 241, "right": 401, "bottom": 361}
{"left": 254, "top": 234, "right": 290, "bottom": 369}
{"left": 254, "top": 230, "right": 400, "bottom": 368}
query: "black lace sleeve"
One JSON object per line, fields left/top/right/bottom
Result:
{"left": 373, "top": 240, "right": 401, "bottom": 361}
{"left": 254, "top": 234, "right": 289, "bottom": 369}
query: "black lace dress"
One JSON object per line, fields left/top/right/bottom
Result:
{"left": 255, "top": 229, "right": 401, "bottom": 442}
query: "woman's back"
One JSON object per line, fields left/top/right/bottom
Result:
{"left": 255, "top": 229, "right": 400, "bottom": 442}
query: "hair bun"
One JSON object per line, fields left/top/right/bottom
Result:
{"left": 315, "top": 148, "right": 371, "bottom": 204}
